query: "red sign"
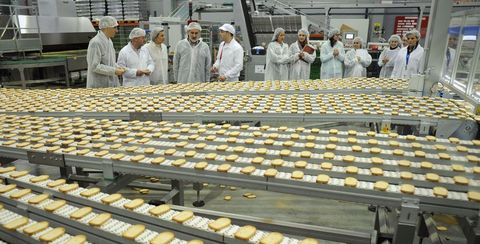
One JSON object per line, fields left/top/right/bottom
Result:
{"left": 394, "top": 16, "right": 429, "bottom": 37}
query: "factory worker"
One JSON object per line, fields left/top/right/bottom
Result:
{"left": 173, "top": 22, "right": 211, "bottom": 83}
{"left": 117, "top": 28, "right": 155, "bottom": 87}
{"left": 444, "top": 35, "right": 457, "bottom": 75}
{"left": 320, "top": 28, "right": 345, "bottom": 79}
{"left": 264, "top": 27, "right": 290, "bottom": 81}
{"left": 378, "top": 35, "right": 402, "bottom": 78}
{"left": 289, "top": 28, "right": 316, "bottom": 80}
{"left": 145, "top": 27, "right": 169, "bottom": 85}
{"left": 86, "top": 16, "right": 125, "bottom": 88}
{"left": 344, "top": 36, "right": 372, "bottom": 77}
{"left": 391, "top": 29, "right": 425, "bottom": 79}
{"left": 211, "top": 23, "right": 244, "bottom": 82}
{"left": 402, "top": 35, "right": 408, "bottom": 48}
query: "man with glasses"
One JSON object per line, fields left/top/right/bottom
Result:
{"left": 86, "top": 16, "right": 125, "bottom": 88}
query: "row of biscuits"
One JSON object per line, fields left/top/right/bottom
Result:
{"left": 0, "top": 78, "right": 408, "bottom": 99}
{"left": 0, "top": 94, "right": 477, "bottom": 122}
{"left": 0, "top": 203, "right": 88, "bottom": 244}
{"left": 0, "top": 126, "right": 479, "bottom": 204}
{"left": 0, "top": 167, "right": 318, "bottom": 244}
{"left": 0, "top": 115, "right": 479, "bottom": 194}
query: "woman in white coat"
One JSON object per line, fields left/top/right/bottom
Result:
{"left": 344, "top": 36, "right": 372, "bottom": 77}
{"left": 391, "top": 29, "right": 425, "bottom": 79}
{"left": 289, "top": 28, "right": 316, "bottom": 80}
{"left": 378, "top": 35, "right": 402, "bottom": 78}
{"left": 320, "top": 29, "right": 345, "bottom": 80}
{"left": 264, "top": 28, "right": 290, "bottom": 81}
{"left": 145, "top": 27, "right": 169, "bottom": 85}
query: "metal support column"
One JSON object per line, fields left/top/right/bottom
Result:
{"left": 393, "top": 198, "right": 420, "bottom": 244}
{"left": 96, "top": 174, "right": 139, "bottom": 194}
{"left": 171, "top": 179, "right": 184, "bottom": 206}
{"left": 422, "top": 0, "right": 453, "bottom": 96}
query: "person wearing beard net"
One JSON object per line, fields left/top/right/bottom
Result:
{"left": 289, "top": 28, "right": 316, "bottom": 80}
{"left": 320, "top": 28, "right": 345, "bottom": 79}
{"left": 173, "top": 22, "right": 211, "bottom": 83}
{"left": 378, "top": 34, "right": 402, "bottom": 78}
{"left": 117, "top": 27, "right": 155, "bottom": 86}
{"left": 344, "top": 36, "right": 372, "bottom": 77}
{"left": 145, "top": 27, "right": 169, "bottom": 85}
{"left": 86, "top": 16, "right": 125, "bottom": 88}
{"left": 264, "top": 27, "right": 290, "bottom": 81}
{"left": 391, "top": 29, "right": 425, "bottom": 79}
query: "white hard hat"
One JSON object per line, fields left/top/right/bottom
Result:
{"left": 129, "top": 28, "right": 146, "bottom": 39}
{"left": 219, "top": 24, "right": 235, "bottom": 35}
{"left": 99, "top": 16, "right": 118, "bottom": 29}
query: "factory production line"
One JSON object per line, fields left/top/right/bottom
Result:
{"left": 0, "top": 114, "right": 478, "bottom": 243}
{"left": 0, "top": 78, "right": 478, "bottom": 140}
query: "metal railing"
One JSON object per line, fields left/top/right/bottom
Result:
{"left": 0, "top": 4, "right": 42, "bottom": 54}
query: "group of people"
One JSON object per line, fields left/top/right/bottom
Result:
{"left": 266, "top": 27, "right": 425, "bottom": 81}
{"left": 86, "top": 16, "right": 426, "bottom": 88}
{"left": 86, "top": 16, "right": 243, "bottom": 88}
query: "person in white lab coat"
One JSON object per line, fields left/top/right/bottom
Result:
{"left": 344, "top": 37, "right": 372, "bottom": 77}
{"left": 211, "top": 23, "right": 244, "bottom": 82}
{"left": 264, "top": 28, "right": 290, "bottom": 81}
{"left": 443, "top": 35, "right": 457, "bottom": 76}
{"left": 289, "top": 28, "right": 316, "bottom": 80}
{"left": 117, "top": 28, "right": 155, "bottom": 87}
{"left": 391, "top": 29, "right": 425, "bottom": 79}
{"left": 145, "top": 27, "right": 169, "bottom": 85}
{"left": 378, "top": 35, "right": 402, "bottom": 78}
{"left": 86, "top": 16, "right": 125, "bottom": 88}
{"left": 320, "top": 28, "right": 345, "bottom": 80}
{"left": 173, "top": 22, "right": 211, "bottom": 83}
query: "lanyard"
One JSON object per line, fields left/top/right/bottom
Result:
{"left": 219, "top": 43, "right": 225, "bottom": 62}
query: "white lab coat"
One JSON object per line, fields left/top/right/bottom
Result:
{"left": 213, "top": 39, "right": 244, "bottom": 81}
{"left": 289, "top": 42, "right": 316, "bottom": 80}
{"left": 265, "top": 41, "right": 290, "bottom": 81}
{"left": 173, "top": 39, "right": 211, "bottom": 83}
{"left": 145, "top": 42, "right": 169, "bottom": 85}
{"left": 391, "top": 44, "right": 425, "bottom": 79}
{"left": 344, "top": 48, "right": 372, "bottom": 78}
{"left": 378, "top": 47, "right": 401, "bottom": 78}
{"left": 117, "top": 43, "right": 155, "bottom": 87}
{"left": 86, "top": 31, "right": 120, "bottom": 88}
{"left": 320, "top": 41, "right": 345, "bottom": 80}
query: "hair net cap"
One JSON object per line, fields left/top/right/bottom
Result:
{"left": 99, "top": 16, "right": 118, "bottom": 29}
{"left": 187, "top": 22, "right": 202, "bottom": 32}
{"left": 353, "top": 36, "right": 365, "bottom": 48}
{"left": 388, "top": 34, "right": 402, "bottom": 44}
{"left": 405, "top": 29, "right": 421, "bottom": 39}
{"left": 150, "top": 27, "right": 164, "bottom": 41}
{"left": 271, "top": 27, "right": 285, "bottom": 42}
{"left": 328, "top": 28, "right": 340, "bottom": 39}
{"left": 219, "top": 24, "right": 235, "bottom": 35}
{"left": 129, "top": 28, "right": 146, "bottom": 39}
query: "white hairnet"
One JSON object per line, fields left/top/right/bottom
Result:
{"left": 150, "top": 27, "right": 164, "bottom": 41}
{"left": 129, "top": 28, "right": 146, "bottom": 39}
{"left": 99, "top": 16, "right": 118, "bottom": 29}
{"left": 327, "top": 28, "right": 340, "bottom": 39}
{"left": 298, "top": 28, "right": 309, "bottom": 38}
{"left": 405, "top": 29, "right": 421, "bottom": 39}
{"left": 353, "top": 36, "right": 365, "bottom": 48}
{"left": 271, "top": 27, "right": 285, "bottom": 42}
{"left": 388, "top": 34, "right": 402, "bottom": 46}
{"left": 186, "top": 22, "right": 202, "bottom": 32}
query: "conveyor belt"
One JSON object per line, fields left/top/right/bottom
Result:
{"left": 0, "top": 202, "right": 91, "bottom": 244}
{"left": 0, "top": 115, "right": 478, "bottom": 218}
{"left": 0, "top": 169, "right": 338, "bottom": 244}
{"left": 0, "top": 78, "right": 409, "bottom": 98}
{"left": 0, "top": 93, "right": 477, "bottom": 137}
